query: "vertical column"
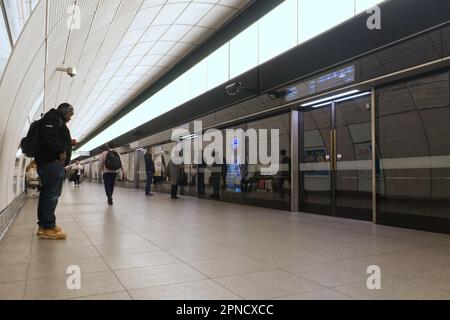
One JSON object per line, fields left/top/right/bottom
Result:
{"left": 371, "top": 87, "right": 377, "bottom": 224}
{"left": 134, "top": 149, "right": 141, "bottom": 189}
{"left": 89, "top": 160, "right": 92, "bottom": 180}
{"left": 330, "top": 102, "right": 337, "bottom": 216}
{"left": 291, "top": 110, "right": 299, "bottom": 212}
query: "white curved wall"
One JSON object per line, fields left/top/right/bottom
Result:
{"left": 0, "top": 0, "right": 46, "bottom": 212}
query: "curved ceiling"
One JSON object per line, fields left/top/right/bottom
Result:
{"left": 43, "top": 0, "right": 252, "bottom": 141}
{"left": 0, "top": 0, "right": 251, "bottom": 210}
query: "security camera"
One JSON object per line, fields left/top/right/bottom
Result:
{"left": 56, "top": 67, "right": 77, "bottom": 78}
{"left": 66, "top": 67, "right": 77, "bottom": 77}
{"left": 268, "top": 90, "right": 288, "bottom": 100}
{"left": 225, "top": 82, "right": 242, "bottom": 96}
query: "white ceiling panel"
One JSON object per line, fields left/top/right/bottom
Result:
{"left": 161, "top": 25, "right": 193, "bottom": 41}
{"left": 128, "top": 6, "right": 163, "bottom": 31}
{"left": 152, "top": 2, "right": 190, "bottom": 26}
{"left": 176, "top": 3, "right": 215, "bottom": 25}
{"left": 38, "top": 0, "right": 252, "bottom": 140}
{"left": 140, "top": 25, "right": 170, "bottom": 42}
{"left": 129, "top": 42, "right": 156, "bottom": 56}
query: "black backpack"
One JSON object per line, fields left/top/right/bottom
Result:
{"left": 21, "top": 120, "right": 42, "bottom": 158}
{"left": 105, "top": 151, "right": 122, "bottom": 171}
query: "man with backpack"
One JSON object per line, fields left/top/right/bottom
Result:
{"left": 99, "top": 144, "right": 127, "bottom": 205}
{"left": 32, "top": 103, "right": 74, "bottom": 240}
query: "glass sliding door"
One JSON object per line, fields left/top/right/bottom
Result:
{"left": 299, "top": 105, "right": 332, "bottom": 214}
{"left": 335, "top": 95, "right": 373, "bottom": 219}
{"left": 299, "top": 93, "right": 373, "bottom": 220}
{"left": 376, "top": 72, "right": 450, "bottom": 233}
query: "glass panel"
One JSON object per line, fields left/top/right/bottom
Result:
{"left": 229, "top": 22, "right": 258, "bottom": 79}
{"left": 188, "top": 59, "right": 207, "bottom": 99}
{"left": 335, "top": 96, "right": 372, "bottom": 219}
{"left": 376, "top": 72, "right": 450, "bottom": 225}
{"left": 152, "top": 142, "right": 176, "bottom": 194}
{"left": 259, "top": 0, "right": 297, "bottom": 64}
{"left": 0, "top": 5, "right": 11, "bottom": 76}
{"left": 128, "top": 152, "right": 135, "bottom": 182}
{"left": 211, "top": 113, "right": 291, "bottom": 210}
{"left": 12, "top": 153, "right": 20, "bottom": 195}
{"left": 299, "top": 106, "right": 332, "bottom": 213}
{"left": 298, "top": 0, "right": 355, "bottom": 45}
{"left": 138, "top": 151, "right": 147, "bottom": 184}
{"left": 207, "top": 43, "right": 229, "bottom": 90}
{"left": 4, "top": 0, "right": 29, "bottom": 43}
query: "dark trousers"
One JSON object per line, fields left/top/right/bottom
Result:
{"left": 279, "top": 177, "right": 291, "bottom": 198}
{"left": 197, "top": 174, "right": 205, "bottom": 195}
{"left": 240, "top": 178, "right": 247, "bottom": 193}
{"left": 171, "top": 185, "right": 178, "bottom": 198}
{"left": 103, "top": 173, "right": 117, "bottom": 199}
{"left": 75, "top": 175, "right": 81, "bottom": 186}
{"left": 212, "top": 176, "right": 221, "bottom": 197}
{"left": 145, "top": 172, "right": 153, "bottom": 195}
{"left": 37, "top": 161, "right": 65, "bottom": 229}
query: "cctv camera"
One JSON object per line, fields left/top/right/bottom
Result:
{"left": 225, "top": 82, "right": 242, "bottom": 96}
{"left": 67, "top": 67, "right": 77, "bottom": 77}
{"left": 56, "top": 67, "right": 77, "bottom": 78}
{"left": 268, "top": 90, "right": 288, "bottom": 100}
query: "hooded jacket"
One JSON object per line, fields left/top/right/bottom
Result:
{"left": 35, "top": 109, "right": 72, "bottom": 167}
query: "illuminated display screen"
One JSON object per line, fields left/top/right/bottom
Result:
{"left": 286, "top": 65, "right": 355, "bottom": 102}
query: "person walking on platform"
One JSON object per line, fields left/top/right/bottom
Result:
{"left": 144, "top": 149, "right": 155, "bottom": 196}
{"left": 99, "top": 144, "right": 127, "bottom": 205}
{"left": 74, "top": 160, "right": 83, "bottom": 187}
{"left": 35, "top": 103, "right": 74, "bottom": 240}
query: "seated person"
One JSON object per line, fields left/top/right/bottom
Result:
{"left": 26, "top": 161, "right": 40, "bottom": 190}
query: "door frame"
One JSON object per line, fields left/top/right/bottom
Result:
{"left": 297, "top": 89, "right": 376, "bottom": 221}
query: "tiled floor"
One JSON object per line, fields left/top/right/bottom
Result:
{"left": 1, "top": 182, "right": 450, "bottom": 300}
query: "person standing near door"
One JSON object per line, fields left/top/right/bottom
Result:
{"left": 99, "top": 144, "right": 127, "bottom": 205}
{"left": 35, "top": 103, "right": 74, "bottom": 240}
{"left": 167, "top": 153, "right": 182, "bottom": 199}
{"left": 144, "top": 149, "right": 155, "bottom": 196}
{"left": 279, "top": 149, "right": 291, "bottom": 199}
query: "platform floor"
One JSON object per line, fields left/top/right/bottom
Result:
{"left": 1, "top": 182, "right": 450, "bottom": 300}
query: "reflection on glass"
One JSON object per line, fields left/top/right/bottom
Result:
{"left": 335, "top": 96, "right": 372, "bottom": 218}
{"left": 299, "top": 95, "right": 372, "bottom": 219}
{"left": 377, "top": 72, "right": 450, "bottom": 221}
{"left": 300, "top": 107, "right": 332, "bottom": 212}
{"left": 213, "top": 113, "right": 292, "bottom": 210}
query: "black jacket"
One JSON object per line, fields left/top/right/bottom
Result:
{"left": 35, "top": 109, "right": 72, "bottom": 167}
{"left": 144, "top": 154, "right": 155, "bottom": 174}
